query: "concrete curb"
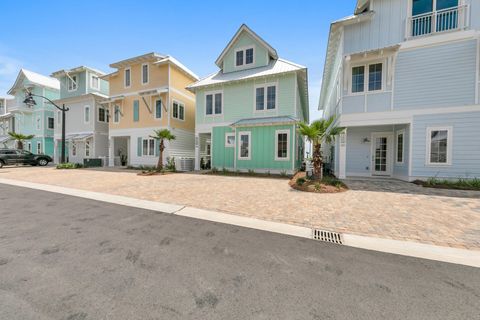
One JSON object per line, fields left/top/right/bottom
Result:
{"left": 0, "top": 177, "right": 479, "bottom": 268}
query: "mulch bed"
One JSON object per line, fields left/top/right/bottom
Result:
{"left": 412, "top": 180, "right": 480, "bottom": 191}
{"left": 289, "top": 172, "right": 348, "bottom": 193}
{"left": 137, "top": 171, "right": 174, "bottom": 176}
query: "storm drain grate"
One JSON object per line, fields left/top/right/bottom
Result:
{"left": 312, "top": 229, "right": 343, "bottom": 244}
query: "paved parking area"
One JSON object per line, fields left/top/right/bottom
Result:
{"left": 0, "top": 166, "right": 479, "bottom": 249}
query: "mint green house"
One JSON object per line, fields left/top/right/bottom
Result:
{"left": 6, "top": 69, "right": 60, "bottom": 156}
{"left": 188, "top": 24, "right": 309, "bottom": 174}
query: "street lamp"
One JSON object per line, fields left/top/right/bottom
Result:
{"left": 23, "top": 92, "right": 69, "bottom": 163}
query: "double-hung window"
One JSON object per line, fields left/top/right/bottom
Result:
{"left": 91, "top": 75, "right": 100, "bottom": 90}
{"left": 351, "top": 62, "right": 383, "bottom": 93}
{"left": 225, "top": 133, "right": 235, "bottom": 147}
{"left": 124, "top": 68, "right": 131, "bottom": 87}
{"left": 84, "top": 106, "right": 90, "bottom": 123}
{"left": 205, "top": 92, "right": 222, "bottom": 115}
{"left": 396, "top": 130, "right": 405, "bottom": 164}
{"left": 238, "top": 132, "right": 251, "bottom": 160}
{"left": 172, "top": 101, "right": 185, "bottom": 120}
{"left": 47, "top": 117, "right": 54, "bottom": 130}
{"left": 67, "top": 75, "right": 77, "bottom": 91}
{"left": 235, "top": 47, "right": 254, "bottom": 67}
{"left": 142, "top": 64, "right": 149, "bottom": 84}
{"left": 98, "top": 106, "right": 106, "bottom": 122}
{"left": 113, "top": 105, "right": 120, "bottom": 123}
{"left": 85, "top": 140, "right": 90, "bottom": 157}
{"left": 368, "top": 63, "right": 383, "bottom": 91}
{"left": 351, "top": 66, "right": 365, "bottom": 93}
{"left": 142, "top": 138, "right": 155, "bottom": 156}
{"left": 427, "top": 127, "right": 452, "bottom": 165}
{"left": 275, "top": 130, "right": 290, "bottom": 161}
{"left": 155, "top": 99, "right": 162, "bottom": 119}
{"left": 255, "top": 84, "right": 276, "bottom": 111}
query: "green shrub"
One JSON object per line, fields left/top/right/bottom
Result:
{"left": 56, "top": 162, "right": 83, "bottom": 169}
{"left": 222, "top": 167, "right": 229, "bottom": 175}
{"left": 211, "top": 167, "right": 218, "bottom": 174}
{"left": 321, "top": 176, "right": 346, "bottom": 189}
{"left": 247, "top": 169, "right": 255, "bottom": 176}
{"left": 425, "top": 177, "right": 480, "bottom": 190}
{"left": 314, "top": 183, "right": 322, "bottom": 191}
{"left": 296, "top": 177, "right": 306, "bottom": 186}
{"left": 165, "top": 157, "right": 176, "bottom": 172}
{"left": 280, "top": 170, "right": 287, "bottom": 177}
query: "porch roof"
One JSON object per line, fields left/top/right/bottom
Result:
{"left": 230, "top": 116, "right": 298, "bottom": 127}
{"left": 0, "top": 136, "right": 10, "bottom": 143}
{"left": 65, "top": 133, "right": 93, "bottom": 141}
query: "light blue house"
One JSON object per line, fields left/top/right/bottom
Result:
{"left": 6, "top": 69, "right": 60, "bottom": 156}
{"left": 319, "top": 0, "right": 480, "bottom": 181}
{"left": 51, "top": 66, "right": 109, "bottom": 164}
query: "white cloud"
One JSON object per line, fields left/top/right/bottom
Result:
{"left": 308, "top": 79, "right": 323, "bottom": 122}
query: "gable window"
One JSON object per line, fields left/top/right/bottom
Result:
{"left": 84, "top": 106, "right": 90, "bottom": 123}
{"left": 91, "top": 75, "right": 100, "bottom": 90}
{"left": 396, "top": 130, "right": 405, "bottom": 164}
{"left": 98, "top": 106, "right": 106, "bottom": 122}
{"left": 368, "top": 63, "right": 383, "bottom": 91}
{"left": 351, "top": 66, "right": 365, "bottom": 93}
{"left": 427, "top": 127, "right": 452, "bottom": 165}
{"left": 172, "top": 100, "right": 185, "bottom": 120}
{"left": 85, "top": 140, "right": 90, "bottom": 157}
{"left": 255, "top": 84, "right": 276, "bottom": 111}
{"left": 47, "top": 117, "right": 54, "bottom": 130}
{"left": 125, "top": 68, "right": 131, "bottom": 88}
{"left": 142, "top": 138, "right": 155, "bottom": 156}
{"left": 37, "top": 142, "right": 42, "bottom": 154}
{"left": 275, "top": 130, "right": 290, "bottom": 161}
{"left": 142, "top": 64, "right": 149, "bottom": 85}
{"left": 155, "top": 99, "right": 162, "bottom": 119}
{"left": 206, "top": 92, "right": 222, "bottom": 115}
{"left": 225, "top": 133, "right": 235, "bottom": 147}
{"left": 67, "top": 75, "right": 77, "bottom": 91}
{"left": 114, "top": 105, "right": 120, "bottom": 123}
{"left": 235, "top": 47, "right": 255, "bottom": 67}
{"left": 239, "top": 132, "right": 251, "bottom": 160}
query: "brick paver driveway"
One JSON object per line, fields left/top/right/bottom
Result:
{"left": 0, "top": 166, "right": 479, "bottom": 250}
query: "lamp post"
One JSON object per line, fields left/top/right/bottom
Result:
{"left": 23, "top": 92, "right": 69, "bottom": 163}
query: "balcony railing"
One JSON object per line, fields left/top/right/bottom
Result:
{"left": 407, "top": 5, "right": 469, "bottom": 39}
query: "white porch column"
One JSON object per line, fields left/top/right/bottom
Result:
{"left": 108, "top": 137, "right": 114, "bottom": 167}
{"left": 194, "top": 133, "right": 200, "bottom": 170}
{"left": 53, "top": 139, "right": 58, "bottom": 164}
{"left": 338, "top": 129, "right": 347, "bottom": 179}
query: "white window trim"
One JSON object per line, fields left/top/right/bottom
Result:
{"left": 141, "top": 63, "right": 149, "bottom": 85}
{"left": 85, "top": 140, "right": 91, "bottom": 157}
{"left": 67, "top": 75, "right": 78, "bottom": 92}
{"left": 234, "top": 46, "right": 255, "bottom": 69}
{"left": 84, "top": 105, "right": 91, "bottom": 124}
{"left": 142, "top": 137, "right": 156, "bottom": 157}
{"left": 395, "top": 129, "right": 405, "bottom": 165}
{"left": 90, "top": 75, "right": 100, "bottom": 90}
{"left": 172, "top": 99, "right": 185, "bottom": 121}
{"left": 225, "top": 132, "right": 235, "bottom": 148}
{"left": 113, "top": 105, "right": 121, "bottom": 124}
{"left": 254, "top": 82, "right": 278, "bottom": 112}
{"left": 238, "top": 131, "right": 251, "bottom": 160}
{"left": 425, "top": 126, "right": 453, "bottom": 166}
{"left": 124, "top": 67, "right": 131, "bottom": 88}
{"left": 349, "top": 60, "right": 386, "bottom": 95}
{"left": 71, "top": 142, "right": 77, "bottom": 157}
{"left": 47, "top": 117, "right": 54, "bottom": 130}
{"left": 36, "top": 116, "right": 41, "bottom": 130}
{"left": 97, "top": 106, "right": 107, "bottom": 123}
{"left": 154, "top": 99, "right": 163, "bottom": 120}
{"left": 274, "top": 129, "right": 290, "bottom": 161}
{"left": 27, "top": 142, "right": 31, "bottom": 152}
{"left": 205, "top": 90, "right": 223, "bottom": 116}
{"left": 37, "top": 141, "right": 42, "bottom": 154}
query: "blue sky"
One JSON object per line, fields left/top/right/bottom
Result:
{"left": 0, "top": 0, "right": 356, "bottom": 121}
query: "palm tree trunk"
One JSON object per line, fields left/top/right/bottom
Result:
{"left": 18, "top": 140, "right": 23, "bottom": 150}
{"left": 157, "top": 140, "right": 164, "bottom": 170}
{"left": 312, "top": 143, "right": 322, "bottom": 180}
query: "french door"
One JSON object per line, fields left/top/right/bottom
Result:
{"left": 371, "top": 133, "right": 393, "bottom": 176}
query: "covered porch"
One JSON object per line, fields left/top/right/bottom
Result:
{"left": 333, "top": 124, "right": 411, "bottom": 181}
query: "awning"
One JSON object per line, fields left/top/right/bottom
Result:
{"left": 0, "top": 112, "right": 12, "bottom": 119}
{"left": 138, "top": 88, "right": 168, "bottom": 96}
{"left": 65, "top": 133, "right": 93, "bottom": 141}
{"left": 100, "top": 96, "right": 125, "bottom": 104}
{"left": 0, "top": 136, "right": 11, "bottom": 143}
{"left": 230, "top": 116, "right": 298, "bottom": 127}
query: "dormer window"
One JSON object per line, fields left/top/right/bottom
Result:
{"left": 235, "top": 47, "right": 255, "bottom": 67}
{"left": 67, "top": 75, "right": 77, "bottom": 91}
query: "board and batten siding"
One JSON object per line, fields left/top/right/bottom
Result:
{"left": 411, "top": 111, "right": 480, "bottom": 178}
{"left": 212, "top": 126, "right": 235, "bottom": 169}
{"left": 394, "top": 39, "right": 477, "bottom": 109}
{"left": 222, "top": 32, "right": 269, "bottom": 73}
{"left": 343, "top": 0, "right": 407, "bottom": 55}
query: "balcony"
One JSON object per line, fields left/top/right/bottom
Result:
{"left": 406, "top": 5, "right": 469, "bottom": 39}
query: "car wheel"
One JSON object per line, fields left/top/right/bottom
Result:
{"left": 37, "top": 159, "right": 49, "bottom": 166}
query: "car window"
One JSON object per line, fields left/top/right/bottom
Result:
{"left": 3, "top": 150, "right": 16, "bottom": 155}
{"left": 19, "top": 150, "right": 32, "bottom": 155}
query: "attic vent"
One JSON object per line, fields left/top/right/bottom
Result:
{"left": 312, "top": 229, "right": 343, "bottom": 244}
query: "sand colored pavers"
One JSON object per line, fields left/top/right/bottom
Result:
{"left": 0, "top": 166, "right": 479, "bottom": 250}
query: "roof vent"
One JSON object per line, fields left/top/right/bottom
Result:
{"left": 312, "top": 229, "right": 343, "bottom": 244}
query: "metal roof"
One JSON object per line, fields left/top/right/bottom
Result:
{"left": 51, "top": 66, "right": 106, "bottom": 78}
{"left": 7, "top": 69, "right": 60, "bottom": 95}
{"left": 230, "top": 116, "right": 298, "bottom": 127}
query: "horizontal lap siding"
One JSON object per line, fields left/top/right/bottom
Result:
{"left": 367, "top": 92, "right": 391, "bottom": 112}
{"left": 394, "top": 40, "right": 477, "bottom": 109}
{"left": 168, "top": 128, "right": 195, "bottom": 159}
{"left": 411, "top": 112, "right": 480, "bottom": 178}
{"left": 392, "top": 124, "right": 409, "bottom": 178}
{"left": 343, "top": 95, "right": 365, "bottom": 114}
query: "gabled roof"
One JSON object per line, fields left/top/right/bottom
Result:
{"left": 51, "top": 66, "right": 106, "bottom": 78}
{"left": 214, "top": 24, "right": 278, "bottom": 68}
{"left": 187, "top": 58, "right": 305, "bottom": 90}
{"left": 110, "top": 52, "right": 167, "bottom": 69}
{"left": 7, "top": 69, "right": 60, "bottom": 95}
{"left": 153, "top": 56, "right": 199, "bottom": 81}
{"left": 355, "top": 0, "right": 370, "bottom": 15}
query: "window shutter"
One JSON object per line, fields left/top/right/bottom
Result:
{"left": 133, "top": 100, "right": 139, "bottom": 122}
{"left": 137, "top": 137, "right": 142, "bottom": 157}
{"left": 155, "top": 139, "right": 159, "bottom": 156}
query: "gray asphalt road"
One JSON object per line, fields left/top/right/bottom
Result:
{"left": 0, "top": 184, "right": 479, "bottom": 320}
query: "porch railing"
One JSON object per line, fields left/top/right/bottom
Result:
{"left": 406, "top": 5, "right": 469, "bottom": 39}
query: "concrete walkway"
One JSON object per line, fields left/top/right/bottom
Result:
{"left": 0, "top": 166, "right": 479, "bottom": 250}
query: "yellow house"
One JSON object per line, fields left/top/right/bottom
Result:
{"left": 102, "top": 53, "right": 198, "bottom": 168}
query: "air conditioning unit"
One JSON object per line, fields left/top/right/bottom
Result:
{"left": 177, "top": 157, "right": 194, "bottom": 172}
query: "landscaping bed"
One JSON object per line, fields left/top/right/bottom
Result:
{"left": 413, "top": 178, "right": 480, "bottom": 191}
{"left": 204, "top": 168, "right": 291, "bottom": 179}
{"left": 289, "top": 171, "right": 348, "bottom": 193}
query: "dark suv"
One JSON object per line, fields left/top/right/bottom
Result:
{"left": 0, "top": 149, "right": 52, "bottom": 168}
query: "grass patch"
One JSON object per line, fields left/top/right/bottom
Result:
{"left": 56, "top": 163, "right": 83, "bottom": 169}
{"left": 414, "top": 177, "right": 480, "bottom": 191}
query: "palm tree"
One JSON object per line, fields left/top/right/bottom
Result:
{"left": 298, "top": 116, "right": 344, "bottom": 180}
{"left": 8, "top": 132, "right": 34, "bottom": 150}
{"left": 150, "top": 129, "right": 176, "bottom": 170}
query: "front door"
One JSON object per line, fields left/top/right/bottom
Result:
{"left": 371, "top": 133, "right": 393, "bottom": 176}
